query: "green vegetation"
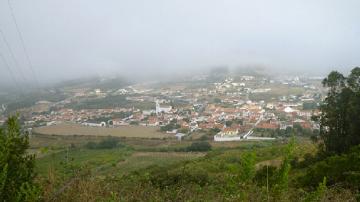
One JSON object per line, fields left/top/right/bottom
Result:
{"left": 56, "top": 77, "right": 129, "bottom": 91}
{"left": 0, "top": 116, "right": 40, "bottom": 201}
{"left": 317, "top": 67, "right": 360, "bottom": 154}
{"left": 66, "top": 95, "right": 154, "bottom": 110}
{"left": 249, "top": 85, "right": 305, "bottom": 102}
{"left": 213, "top": 97, "right": 222, "bottom": 103}
{"left": 66, "top": 95, "right": 127, "bottom": 109}
{"left": 85, "top": 137, "right": 123, "bottom": 149}
{"left": 41, "top": 138, "right": 324, "bottom": 201}
{"left": 2, "top": 68, "right": 360, "bottom": 201}
{"left": 86, "top": 111, "right": 132, "bottom": 123}
{"left": 299, "top": 146, "right": 360, "bottom": 188}
{"left": 186, "top": 141, "right": 212, "bottom": 152}
{"left": 302, "top": 102, "right": 318, "bottom": 110}
{"left": 13, "top": 126, "right": 360, "bottom": 201}
{"left": 35, "top": 147, "right": 132, "bottom": 177}
{"left": 4, "top": 91, "right": 67, "bottom": 114}
{"left": 254, "top": 125, "right": 319, "bottom": 138}
{"left": 160, "top": 119, "right": 180, "bottom": 132}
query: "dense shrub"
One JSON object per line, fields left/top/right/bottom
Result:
{"left": 186, "top": 141, "right": 212, "bottom": 152}
{"left": 300, "top": 145, "right": 360, "bottom": 188}
{"left": 149, "top": 167, "right": 209, "bottom": 189}
{"left": 0, "top": 116, "right": 40, "bottom": 201}
{"left": 199, "top": 135, "right": 209, "bottom": 141}
{"left": 85, "top": 141, "right": 97, "bottom": 149}
{"left": 254, "top": 165, "right": 278, "bottom": 188}
{"left": 160, "top": 122, "right": 180, "bottom": 132}
{"left": 98, "top": 138, "right": 120, "bottom": 149}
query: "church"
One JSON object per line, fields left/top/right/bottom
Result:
{"left": 155, "top": 100, "right": 172, "bottom": 114}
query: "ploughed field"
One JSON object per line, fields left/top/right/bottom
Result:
{"left": 33, "top": 123, "right": 167, "bottom": 138}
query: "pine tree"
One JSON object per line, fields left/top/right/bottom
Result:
{"left": 319, "top": 67, "right": 360, "bottom": 154}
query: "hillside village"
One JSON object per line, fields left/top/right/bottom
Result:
{"left": 1, "top": 74, "right": 323, "bottom": 141}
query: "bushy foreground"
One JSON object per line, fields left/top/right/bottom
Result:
{"left": 40, "top": 140, "right": 359, "bottom": 201}
{"left": 1, "top": 115, "right": 358, "bottom": 201}
{"left": 0, "top": 117, "right": 40, "bottom": 201}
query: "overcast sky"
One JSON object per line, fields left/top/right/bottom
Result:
{"left": 0, "top": 0, "right": 359, "bottom": 85}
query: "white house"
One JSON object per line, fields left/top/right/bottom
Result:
{"left": 175, "top": 133, "right": 186, "bottom": 141}
{"left": 284, "top": 106, "right": 295, "bottom": 113}
{"left": 142, "top": 110, "right": 155, "bottom": 116}
{"left": 82, "top": 122, "right": 106, "bottom": 127}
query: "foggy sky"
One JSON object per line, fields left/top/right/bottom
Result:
{"left": 0, "top": 0, "right": 360, "bottom": 85}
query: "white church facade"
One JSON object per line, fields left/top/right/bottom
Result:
{"left": 156, "top": 100, "right": 172, "bottom": 114}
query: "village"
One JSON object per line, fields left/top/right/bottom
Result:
{"left": 1, "top": 74, "right": 323, "bottom": 141}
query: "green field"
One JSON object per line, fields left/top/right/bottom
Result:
{"left": 249, "top": 84, "right": 307, "bottom": 101}
{"left": 35, "top": 148, "right": 131, "bottom": 176}
{"left": 28, "top": 126, "right": 356, "bottom": 202}
{"left": 36, "top": 148, "right": 204, "bottom": 177}
{"left": 110, "top": 152, "right": 204, "bottom": 175}
{"left": 32, "top": 133, "right": 205, "bottom": 178}
{"left": 27, "top": 131, "right": 359, "bottom": 201}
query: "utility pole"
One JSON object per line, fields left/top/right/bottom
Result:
{"left": 267, "top": 164, "right": 269, "bottom": 202}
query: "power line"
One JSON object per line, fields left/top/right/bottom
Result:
{"left": 0, "top": 28, "right": 28, "bottom": 83}
{"left": 7, "top": 0, "right": 40, "bottom": 88}
{"left": 0, "top": 50, "right": 23, "bottom": 94}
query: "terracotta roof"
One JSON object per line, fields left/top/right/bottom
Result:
{"left": 256, "top": 121, "right": 279, "bottom": 129}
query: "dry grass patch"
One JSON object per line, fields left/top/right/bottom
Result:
{"left": 34, "top": 123, "right": 167, "bottom": 138}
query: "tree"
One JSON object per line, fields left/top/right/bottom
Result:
{"left": 303, "top": 102, "right": 318, "bottom": 110}
{"left": 0, "top": 116, "right": 40, "bottom": 201}
{"left": 225, "top": 120, "right": 233, "bottom": 127}
{"left": 160, "top": 122, "right": 180, "bottom": 132}
{"left": 319, "top": 67, "right": 360, "bottom": 154}
{"left": 213, "top": 98, "right": 222, "bottom": 103}
{"left": 97, "top": 137, "right": 120, "bottom": 149}
{"left": 239, "top": 152, "right": 256, "bottom": 182}
{"left": 272, "top": 137, "right": 295, "bottom": 200}
{"left": 178, "top": 127, "right": 189, "bottom": 134}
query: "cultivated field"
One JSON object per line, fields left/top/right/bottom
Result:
{"left": 34, "top": 123, "right": 167, "bottom": 138}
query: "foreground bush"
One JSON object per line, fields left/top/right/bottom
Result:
{"left": 186, "top": 141, "right": 212, "bottom": 152}
{"left": 300, "top": 145, "right": 360, "bottom": 188}
{"left": 0, "top": 116, "right": 40, "bottom": 201}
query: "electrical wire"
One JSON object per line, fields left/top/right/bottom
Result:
{"left": 7, "top": 0, "right": 40, "bottom": 88}
{"left": 0, "top": 50, "right": 23, "bottom": 94}
{"left": 0, "top": 28, "right": 28, "bottom": 83}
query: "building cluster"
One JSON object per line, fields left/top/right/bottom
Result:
{"left": 10, "top": 75, "right": 324, "bottom": 141}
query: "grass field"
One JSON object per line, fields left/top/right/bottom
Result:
{"left": 31, "top": 125, "right": 316, "bottom": 200}
{"left": 34, "top": 123, "right": 167, "bottom": 138}
{"left": 36, "top": 148, "right": 204, "bottom": 177}
{"left": 32, "top": 132, "right": 205, "bottom": 178}
{"left": 249, "top": 84, "right": 307, "bottom": 101}
{"left": 112, "top": 152, "right": 204, "bottom": 176}
{"left": 35, "top": 148, "right": 132, "bottom": 176}
{"left": 266, "top": 84, "right": 306, "bottom": 95}
{"left": 32, "top": 131, "right": 327, "bottom": 201}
